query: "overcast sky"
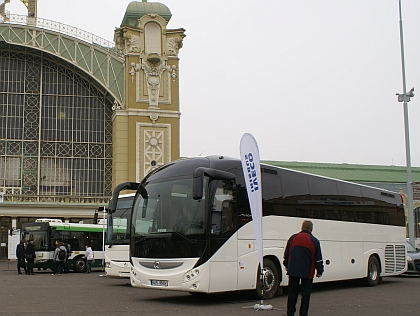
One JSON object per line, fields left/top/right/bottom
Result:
{"left": 7, "top": 0, "right": 420, "bottom": 167}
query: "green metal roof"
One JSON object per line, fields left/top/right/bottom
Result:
{"left": 261, "top": 160, "right": 420, "bottom": 183}
{"left": 121, "top": 1, "right": 172, "bottom": 27}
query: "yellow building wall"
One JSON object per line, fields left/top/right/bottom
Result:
{"left": 112, "top": 14, "right": 185, "bottom": 189}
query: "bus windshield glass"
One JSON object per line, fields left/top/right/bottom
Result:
{"left": 133, "top": 178, "right": 205, "bottom": 235}
{"left": 21, "top": 225, "right": 49, "bottom": 251}
{"left": 107, "top": 196, "right": 134, "bottom": 246}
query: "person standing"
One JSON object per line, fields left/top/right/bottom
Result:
{"left": 25, "top": 238, "right": 36, "bottom": 275}
{"left": 63, "top": 242, "right": 72, "bottom": 273}
{"left": 52, "top": 241, "right": 60, "bottom": 275}
{"left": 283, "top": 220, "right": 324, "bottom": 316}
{"left": 84, "top": 244, "right": 94, "bottom": 273}
{"left": 58, "top": 242, "right": 67, "bottom": 274}
{"left": 16, "top": 240, "right": 27, "bottom": 274}
{"left": 52, "top": 241, "right": 67, "bottom": 275}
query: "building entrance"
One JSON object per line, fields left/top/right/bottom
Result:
{"left": 0, "top": 216, "right": 11, "bottom": 260}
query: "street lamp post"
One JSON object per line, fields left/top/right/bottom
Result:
{"left": 396, "top": 0, "right": 415, "bottom": 250}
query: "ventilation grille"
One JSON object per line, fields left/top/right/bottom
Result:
{"left": 384, "top": 245, "right": 406, "bottom": 274}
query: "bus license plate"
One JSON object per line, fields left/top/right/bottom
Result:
{"left": 150, "top": 279, "right": 168, "bottom": 287}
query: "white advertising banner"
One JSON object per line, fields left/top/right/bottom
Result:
{"left": 8, "top": 229, "right": 20, "bottom": 260}
{"left": 240, "top": 133, "right": 263, "bottom": 272}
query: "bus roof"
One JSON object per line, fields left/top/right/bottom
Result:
{"left": 23, "top": 221, "right": 106, "bottom": 232}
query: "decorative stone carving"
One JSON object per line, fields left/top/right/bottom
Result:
{"left": 114, "top": 28, "right": 125, "bottom": 51}
{"left": 112, "top": 99, "right": 123, "bottom": 111}
{"left": 170, "top": 65, "right": 177, "bottom": 81}
{"left": 125, "top": 33, "right": 140, "bottom": 53}
{"left": 167, "top": 36, "right": 184, "bottom": 57}
{"left": 149, "top": 112, "right": 159, "bottom": 123}
{"left": 129, "top": 62, "right": 139, "bottom": 83}
{"left": 141, "top": 57, "right": 169, "bottom": 108}
{"left": 137, "top": 124, "right": 170, "bottom": 180}
{"left": 23, "top": 0, "right": 37, "bottom": 18}
{"left": 0, "top": 1, "right": 10, "bottom": 18}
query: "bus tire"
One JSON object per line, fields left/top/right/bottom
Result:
{"left": 74, "top": 257, "right": 86, "bottom": 273}
{"left": 255, "top": 258, "right": 279, "bottom": 300}
{"left": 363, "top": 256, "right": 380, "bottom": 287}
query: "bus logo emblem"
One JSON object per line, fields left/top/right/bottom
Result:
{"left": 154, "top": 261, "right": 161, "bottom": 269}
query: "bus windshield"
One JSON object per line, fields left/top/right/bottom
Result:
{"left": 21, "top": 225, "right": 49, "bottom": 251}
{"left": 132, "top": 177, "right": 207, "bottom": 258}
{"left": 106, "top": 196, "right": 134, "bottom": 246}
{"left": 134, "top": 178, "right": 205, "bottom": 235}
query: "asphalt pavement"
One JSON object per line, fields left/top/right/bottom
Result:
{"left": 1, "top": 260, "right": 419, "bottom": 316}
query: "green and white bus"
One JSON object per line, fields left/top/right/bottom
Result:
{"left": 21, "top": 219, "right": 106, "bottom": 272}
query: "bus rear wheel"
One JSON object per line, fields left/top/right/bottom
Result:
{"left": 74, "top": 257, "right": 86, "bottom": 273}
{"left": 255, "top": 258, "right": 279, "bottom": 299}
{"left": 363, "top": 256, "right": 381, "bottom": 287}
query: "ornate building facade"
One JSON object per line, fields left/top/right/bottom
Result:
{"left": 0, "top": 0, "right": 184, "bottom": 258}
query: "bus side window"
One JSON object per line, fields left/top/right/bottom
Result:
{"left": 221, "top": 200, "right": 233, "bottom": 232}
{"left": 211, "top": 199, "right": 223, "bottom": 234}
{"left": 70, "top": 231, "right": 84, "bottom": 251}
{"left": 211, "top": 184, "right": 234, "bottom": 235}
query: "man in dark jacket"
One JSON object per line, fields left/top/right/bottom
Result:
{"left": 63, "top": 243, "right": 72, "bottom": 273}
{"left": 25, "top": 238, "right": 36, "bottom": 275}
{"left": 16, "top": 240, "right": 27, "bottom": 274}
{"left": 283, "top": 220, "right": 324, "bottom": 316}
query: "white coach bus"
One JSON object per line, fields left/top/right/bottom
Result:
{"left": 105, "top": 182, "right": 139, "bottom": 278}
{"left": 112, "top": 156, "right": 406, "bottom": 299}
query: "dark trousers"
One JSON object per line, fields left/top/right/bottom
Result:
{"left": 17, "top": 259, "right": 27, "bottom": 274}
{"left": 26, "top": 260, "right": 35, "bottom": 274}
{"left": 54, "top": 261, "right": 64, "bottom": 274}
{"left": 287, "top": 276, "right": 313, "bottom": 316}
{"left": 64, "top": 259, "right": 69, "bottom": 273}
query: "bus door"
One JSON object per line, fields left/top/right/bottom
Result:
{"left": 208, "top": 181, "right": 237, "bottom": 292}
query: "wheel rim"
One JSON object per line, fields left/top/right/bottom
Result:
{"left": 262, "top": 267, "right": 275, "bottom": 291}
{"left": 76, "top": 259, "right": 86, "bottom": 272}
{"left": 369, "top": 261, "right": 378, "bottom": 280}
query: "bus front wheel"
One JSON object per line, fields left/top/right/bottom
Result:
{"left": 363, "top": 256, "right": 381, "bottom": 287}
{"left": 255, "top": 258, "right": 279, "bottom": 299}
{"left": 74, "top": 257, "right": 86, "bottom": 273}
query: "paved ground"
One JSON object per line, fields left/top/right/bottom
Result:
{"left": 1, "top": 260, "right": 419, "bottom": 315}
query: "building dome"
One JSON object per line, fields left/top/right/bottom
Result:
{"left": 121, "top": 1, "right": 172, "bottom": 27}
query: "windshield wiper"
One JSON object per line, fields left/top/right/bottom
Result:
{"left": 107, "top": 238, "right": 128, "bottom": 248}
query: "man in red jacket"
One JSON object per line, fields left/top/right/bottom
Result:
{"left": 283, "top": 220, "right": 324, "bottom": 316}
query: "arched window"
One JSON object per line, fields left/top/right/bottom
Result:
{"left": 145, "top": 22, "right": 161, "bottom": 55}
{"left": 0, "top": 45, "right": 113, "bottom": 198}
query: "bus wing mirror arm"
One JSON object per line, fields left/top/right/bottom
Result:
{"left": 108, "top": 182, "right": 140, "bottom": 213}
{"left": 192, "top": 167, "right": 235, "bottom": 200}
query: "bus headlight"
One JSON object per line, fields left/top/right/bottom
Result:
{"left": 105, "top": 262, "right": 111, "bottom": 268}
{"left": 407, "top": 255, "right": 413, "bottom": 262}
{"left": 131, "top": 266, "right": 141, "bottom": 281}
{"left": 182, "top": 268, "right": 200, "bottom": 283}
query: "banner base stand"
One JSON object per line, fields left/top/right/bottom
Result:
{"left": 243, "top": 301, "right": 281, "bottom": 311}
{"left": 253, "top": 303, "right": 273, "bottom": 310}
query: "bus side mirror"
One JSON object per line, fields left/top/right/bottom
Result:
{"left": 108, "top": 182, "right": 140, "bottom": 213}
{"left": 193, "top": 167, "right": 235, "bottom": 200}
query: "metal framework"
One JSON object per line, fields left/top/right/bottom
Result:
{"left": 0, "top": 14, "right": 125, "bottom": 108}
{"left": 0, "top": 44, "right": 114, "bottom": 204}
